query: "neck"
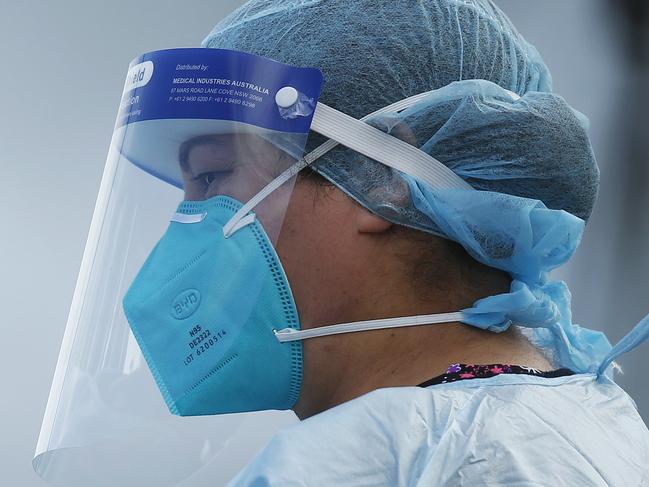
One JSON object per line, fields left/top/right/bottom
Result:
{"left": 292, "top": 320, "right": 553, "bottom": 419}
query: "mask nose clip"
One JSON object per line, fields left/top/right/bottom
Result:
{"left": 170, "top": 212, "right": 207, "bottom": 224}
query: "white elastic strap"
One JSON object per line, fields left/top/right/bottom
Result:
{"left": 273, "top": 311, "right": 465, "bottom": 342}
{"left": 223, "top": 90, "right": 472, "bottom": 237}
{"left": 311, "top": 103, "right": 472, "bottom": 192}
{"left": 305, "top": 89, "right": 445, "bottom": 163}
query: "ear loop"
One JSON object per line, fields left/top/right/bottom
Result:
{"left": 273, "top": 312, "right": 465, "bottom": 342}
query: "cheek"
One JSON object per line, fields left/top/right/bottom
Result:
{"left": 274, "top": 183, "right": 357, "bottom": 326}
{"left": 275, "top": 185, "right": 330, "bottom": 280}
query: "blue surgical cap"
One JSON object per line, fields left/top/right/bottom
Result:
{"left": 203, "top": 0, "right": 599, "bottom": 226}
{"left": 203, "top": 0, "right": 611, "bottom": 374}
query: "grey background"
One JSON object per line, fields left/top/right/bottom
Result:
{"left": 1, "top": 1, "right": 646, "bottom": 486}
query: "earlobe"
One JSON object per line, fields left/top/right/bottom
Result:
{"left": 356, "top": 207, "right": 393, "bottom": 234}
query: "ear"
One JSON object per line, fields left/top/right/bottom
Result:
{"left": 353, "top": 119, "right": 415, "bottom": 236}
{"left": 355, "top": 205, "right": 393, "bottom": 234}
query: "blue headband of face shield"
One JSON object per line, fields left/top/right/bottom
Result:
{"left": 120, "top": 48, "right": 649, "bottom": 417}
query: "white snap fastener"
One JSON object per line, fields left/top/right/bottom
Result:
{"left": 275, "top": 86, "right": 299, "bottom": 108}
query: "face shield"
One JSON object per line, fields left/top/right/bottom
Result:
{"left": 33, "top": 47, "right": 324, "bottom": 487}
{"left": 34, "top": 47, "right": 473, "bottom": 487}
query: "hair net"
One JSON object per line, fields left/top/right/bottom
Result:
{"left": 202, "top": 0, "right": 611, "bottom": 374}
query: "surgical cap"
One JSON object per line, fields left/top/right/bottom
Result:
{"left": 203, "top": 0, "right": 611, "bottom": 373}
{"left": 202, "top": 0, "right": 599, "bottom": 229}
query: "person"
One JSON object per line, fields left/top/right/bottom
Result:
{"left": 186, "top": 0, "right": 649, "bottom": 485}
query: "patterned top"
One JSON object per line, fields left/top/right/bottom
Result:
{"left": 417, "top": 363, "right": 575, "bottom": 388}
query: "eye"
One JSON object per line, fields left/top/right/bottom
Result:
{"left": 203, "top": 172, "right": 216, "bottom": 185}
{"left": 195, "top": 171, "right": 231, "bottom": 186}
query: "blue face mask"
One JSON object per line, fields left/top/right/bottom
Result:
{"left": 123, "top": 195, "right": 303, "bottom": 416}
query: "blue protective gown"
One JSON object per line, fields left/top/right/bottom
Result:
{"left": 227, "top": 373, "right": 649, "bottom": 486}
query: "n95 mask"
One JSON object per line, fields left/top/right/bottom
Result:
{"left": 123, "top": 196, "right": 303, "bottom": 415}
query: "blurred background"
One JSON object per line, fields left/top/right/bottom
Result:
{"left": 0, "top": 1, "right": 647, "bottom": 486}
